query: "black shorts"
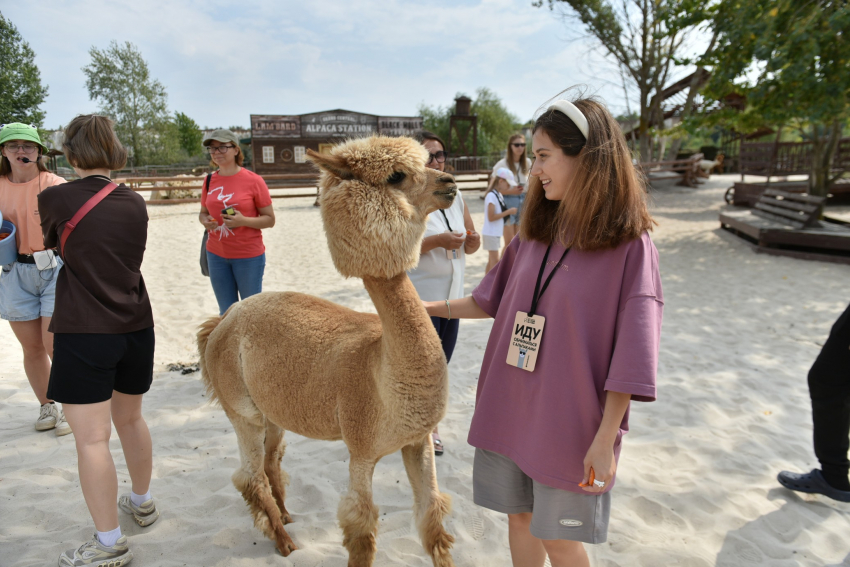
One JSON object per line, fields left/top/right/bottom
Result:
{"left": 47, "top": 327, "right": 155, "bottom": 404}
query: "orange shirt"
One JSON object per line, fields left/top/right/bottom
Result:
{"left": 0, "top": 171, "right": 67, "bottom": 254}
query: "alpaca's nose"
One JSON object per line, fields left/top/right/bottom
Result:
{"left": 437, "top": 174, "right": 454, "bottom": 185}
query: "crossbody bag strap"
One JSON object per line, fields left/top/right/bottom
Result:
{"left": 60, "top": 182, "right": 119, "bottom": 257}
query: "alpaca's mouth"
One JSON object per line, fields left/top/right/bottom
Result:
{"left": 435, "top": 187, "right": 458, "bottom": 200}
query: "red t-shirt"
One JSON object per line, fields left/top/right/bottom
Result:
{"left": 202, "top": 169, "right": 272, "bottom": 259}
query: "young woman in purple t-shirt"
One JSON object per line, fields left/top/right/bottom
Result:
{"left": 425, "top": 96, "right": 662, "bottom": 567}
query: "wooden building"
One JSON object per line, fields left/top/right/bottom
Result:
{"left": 250, "top": 110, "right": 423, "bottom": 175}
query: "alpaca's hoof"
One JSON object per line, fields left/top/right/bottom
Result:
{"left": 276, "top": 538, "right": 298, "bottom": 556}
{"left": 282, "top": 512, "right": 294, "bottom": 525}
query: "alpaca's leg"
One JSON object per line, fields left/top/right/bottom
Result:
{"left": 264, "top": 419, "right": 293, "bottom": 524}
{"left": 229, "top": 411, "right": 297, "bottom": 556}
{"left": 338, "top": 457, "right": 379, "bottom": 567}
{"left": 401, "top": 436, "right": 455, "bottom": 567}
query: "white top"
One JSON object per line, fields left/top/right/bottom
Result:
{"left": 408, "top": 191, "right": 467, "bottom": 302}
{"left": 482, "top": 191, "right": 505, "bottom": 237}
{"left": 491, "top": 157, "right": 532, "bottom": 188}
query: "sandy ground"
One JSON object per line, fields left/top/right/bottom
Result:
{"left": 1, "top": 173, "right": 849, "bottom": 567}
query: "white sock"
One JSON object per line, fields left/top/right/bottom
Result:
{"left": 130, "top": 490, "right": 151, "bottom": 507}
{"left": 97, "top": 526, "right": 122, "bottom": 548}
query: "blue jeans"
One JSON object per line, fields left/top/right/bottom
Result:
{"left": 206, "top": 251, "right": 265, "bottom": 315}
{"left": 430, "top": 316, "right": 460, "bottom": 363}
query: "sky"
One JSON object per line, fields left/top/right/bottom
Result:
{"left": 5, "top": 0, "right": 694, "bottom": 131}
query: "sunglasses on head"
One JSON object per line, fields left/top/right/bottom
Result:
{"left": 512, "top": 143, "right": 526, "bottom": 148}
{"left": 426, "top": 150, "right": 448, "bottom": 164}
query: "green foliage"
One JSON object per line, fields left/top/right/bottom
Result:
{"left": 704, "top": 0, "right": 849, "bottom": 130}
{"left": 419, "top": 88, "right": 520, "bottom": 156}
{"left": 418, "top": 103, "right": 452, "bottom": 148}
{"left": 534, "top": 0, "right": 714, "bottom": 160}
{"left": 699, "top": 0, "right": 850, "bottom": 194}
{"left": 174, "top": 112, "right": 203, "bottom": 156}
{"left": 0, "top": 12, "right": 48, "bottom": 127}
{"left": 472, "top": 88, "right": 521, "bottom": 156}
{"left": 83, "top": 41, "right": 178, "bottom": 166}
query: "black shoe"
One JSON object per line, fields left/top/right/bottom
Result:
{"left": 777, "top": 469, "right": 850, "bottom": 503}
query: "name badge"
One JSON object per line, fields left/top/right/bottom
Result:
{"left": 506, "top": 311, "right": 545, "bottom": 372}
{"left": 446, "top": 248, "right": 462, "bottom": 260}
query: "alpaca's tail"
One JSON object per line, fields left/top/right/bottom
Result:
{"left": 197, "top": 315, "right": 222, "bottom": 404}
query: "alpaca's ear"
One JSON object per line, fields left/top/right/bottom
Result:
{"left": 307, "top": 149, "right": 353, "bottom": 180}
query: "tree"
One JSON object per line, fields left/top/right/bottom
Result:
{"left": 419, "top": 88, "right": 520, "bottom": 157}
{"left": 699, "top": 0, "right": 850, "bottom": 197}
{"left": 174, "top": 111, "right": 203, "bottom": 157}
{"left": 0, "top": 12, "right": 49, "bottom": 127}
{"left": 83, "top": 41, "right": 172, "bottom": 166}
{"left": 471, "top": 88, "right": 521, "bottom": 156}
{"left": 534, "top": 0, "right": 712, "bottom": 160}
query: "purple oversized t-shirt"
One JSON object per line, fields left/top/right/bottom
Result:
{"left": 469, "top": 232, "right": 663, "bottom": 494}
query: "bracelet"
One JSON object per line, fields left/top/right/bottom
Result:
{"left": 445, "top": 299, "right": 452, "bottom": 320}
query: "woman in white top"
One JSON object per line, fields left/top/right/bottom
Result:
{"left": 488, "top": 134, "right": 531, "bottom": 252}
{"left": 408, "top": 131, "right": 480, "bottom": 455}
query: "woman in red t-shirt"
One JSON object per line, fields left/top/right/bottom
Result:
{"left": 198, "top": 129, "right": 275, "bottom": 315}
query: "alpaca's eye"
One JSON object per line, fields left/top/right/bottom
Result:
{"left": 387, "top": 172, "right": 406, "bottom": 185}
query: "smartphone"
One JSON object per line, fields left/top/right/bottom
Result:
{"left": 221, "top": 206, "right": 236, "bottom": 216}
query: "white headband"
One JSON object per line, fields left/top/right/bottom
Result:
{"left": 547, "top": 100, "right": 589, "bottom": 140}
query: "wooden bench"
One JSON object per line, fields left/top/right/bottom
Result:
{"left": 750, "top": 189, "right": 823, "bottom": 229}
{"left": 638, "top": 153, "right": 703, "bottom": 188}
{"left": 719, "top": 189, "right": 850, "bottom": 264}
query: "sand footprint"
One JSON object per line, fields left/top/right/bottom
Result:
{"left": 462, "top": 511, "right": 485, "bottom": 540}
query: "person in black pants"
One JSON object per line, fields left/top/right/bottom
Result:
{"left": 778, "top": 303, "right": 850, "bottom": 502}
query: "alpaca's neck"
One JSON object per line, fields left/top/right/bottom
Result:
{"left": 362, "top": 273, "right": 446, "bottom": 386}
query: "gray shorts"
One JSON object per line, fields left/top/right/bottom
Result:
{"left": 483, "top": 235, "right": 501, "bottom": 251}
{"left": 473, "top": 448, "right": 610, "bottom": 543}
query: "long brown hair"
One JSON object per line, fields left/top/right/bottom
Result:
{"left": 0, "top": 146, "right": 49, "bottom": 177}
{"left": 505, "top": 133, "right": 528, "bottom": 177}
{"left": 520, "top": 97, "right": 653, "bottom": 251}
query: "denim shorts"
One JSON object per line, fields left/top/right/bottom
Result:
{"left": 502, "top": 194, "right": 523, "bottom": 225}
{"left": 0, "top": 259, "right": 63, "bottom": 321}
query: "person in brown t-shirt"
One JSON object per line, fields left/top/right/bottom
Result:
{"left": 38, "top": 115, "right": 158, "bottom": 566}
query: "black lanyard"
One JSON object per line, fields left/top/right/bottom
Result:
{"left": 439, "top": 210, "right": 453, "bottom": 232}
{"left": 529, "top": 244, "right": 570, "bottom": 317}
{"left": 490, "top": 189, "right": 508, "bottom": 212}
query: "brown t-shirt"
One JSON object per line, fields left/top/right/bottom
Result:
{"left": 38, "top": 176, "right": 154, "bottom": 334}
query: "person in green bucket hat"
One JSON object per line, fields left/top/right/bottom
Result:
{"left": 0, "top": 122, "right": 71, "bottom": 436}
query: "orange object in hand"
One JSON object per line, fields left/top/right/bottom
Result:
{"left": 466, "top": 230, "right": 472, "bottom": 235}
{"left": 578, "top": 467, "right": 595, "bottom": 488}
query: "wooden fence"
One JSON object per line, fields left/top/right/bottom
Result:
{"left": 740, "top": 137, "right": 850, "bottom": 178}
{"left": 120, "top": 171, "right": 493, "bottom": 205}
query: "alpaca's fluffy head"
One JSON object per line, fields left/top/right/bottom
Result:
{"left": 309, "top": 136, "right": 457, "bottom": 279}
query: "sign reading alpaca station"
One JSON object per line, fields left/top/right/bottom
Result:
{"left": 251, "top": 110, "right": 423, "bottom": 175}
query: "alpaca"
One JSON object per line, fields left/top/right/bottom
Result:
{"left": 197, "top": 136, "right": 457, "bottom": 567}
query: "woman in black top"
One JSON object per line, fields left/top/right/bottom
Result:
{"left": 38, "top": 115, "right": 158, "bottom": 567}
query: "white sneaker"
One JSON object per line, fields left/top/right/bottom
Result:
{"left": 36, "top": 403, "right": 59, "bottom": 431}
{"left": 58, "top": 533, "right": 133, "bottom": 566}
{"left": 118, "top": 494, "right": 160, "bottom": 526}
{"left": 55, "top": 410, "right": 73, "bottom": 436}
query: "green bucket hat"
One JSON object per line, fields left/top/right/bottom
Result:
{"left": 0, "top": 123, "right": 48, "bottom": 154}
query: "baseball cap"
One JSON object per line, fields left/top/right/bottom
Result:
{"left": 495, "top": 167, "right": 518, "bottom": 187}
{"left": 0, "top": 123, "right": 48, "bottom": 153}
{"left": 203, "top": 128, "right": 240, "bottom": 147}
